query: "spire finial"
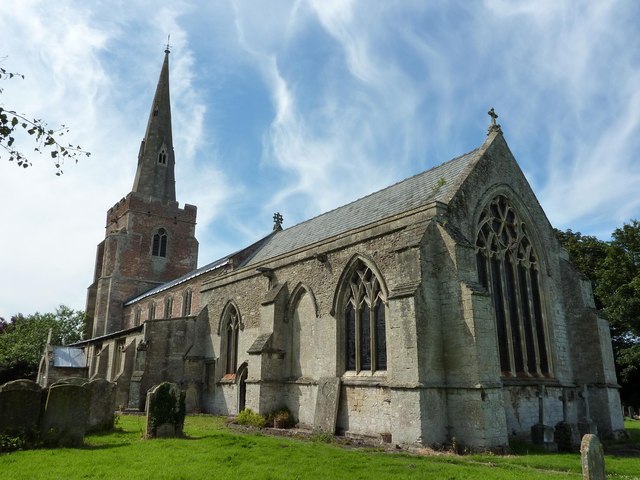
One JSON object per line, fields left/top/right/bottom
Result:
{"left": 487, "top": 107, "right": 503, "bottom": 135}
{"left": 273, "top": 212, "right": 283, "bottom": 231}
{"left": 164, "top": 35, "right": 171, "bottom": 54}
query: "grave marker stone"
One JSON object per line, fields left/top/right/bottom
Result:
{"left": 580, "top": 434, "right": 606, "bottom": 480}
{"left": 0, "top": 379, "right": 42, "bottom": 436}
{"left": 313, "top": 377, "right": 340, "bottom": 433}
{"left": 145, "top": 382, "right": 185, "bottom": 438}
{"left": 85, "top": 378, "right": 116, "bottom": 432}
{"left": 41, "top": 383, "right": 90, "bottom": 447}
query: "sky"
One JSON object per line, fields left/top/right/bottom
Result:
{"left": 0, "top": 0, "right": 639, "bottom": 318}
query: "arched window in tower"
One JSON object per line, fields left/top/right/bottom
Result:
{"left": 475, "top": 195, "right": 550, "bottom": 378}
{"left": 343, "top": 262, "right": 387, "bottom": 373}
{"left": 157, "top": 147, "right": 167, "bottom": 165}
{"left": 222, "top": 305, "right": 241, "bottom": 375}
{"left": 152, "top": 228, "right": 168, "bottom": 257}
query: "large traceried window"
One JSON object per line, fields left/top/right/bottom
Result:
{"left": 344, "top": 263, "right": 387, "bottom": 373}
{"left": 223, "top": 305, "right": 240, "bottom": 375}
{"left": 476, "top": 195, "right": 550, "bottom": 378}
{"left": 152, "top": 228, "right": 168, "bottom": 257}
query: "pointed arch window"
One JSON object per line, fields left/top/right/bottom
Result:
{"left": 476, "top": 195, "right": 550, "bottom": 378}
{"left": 152, "top": 228, "right": 168, "bottom": 257}
{"left": 148, "top": 302, "right": 156, "bottom": 321}
{"left": 134, "top": 307, "right": 141, "bottom": 326}
{"left": 344, "top": 263, "right": 387, "bottom": 373}
{"left": 165, "top": 296, "right": 173, "bottom": 319}
{"left": 222, "top": 305, "right": 241, "bottom": 375}
{"left": 182, "top": 289, "right": 193, "bottom": 316}
{"left": 157, "top": 147, "right": 167, "bottom": 165}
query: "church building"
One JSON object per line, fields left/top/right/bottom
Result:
{"left": 45, "top": 49, "right": 625, "bottom": 449}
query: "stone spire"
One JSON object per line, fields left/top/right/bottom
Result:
{"left": 131, "top": 48, "right": 176, "bottom": 203}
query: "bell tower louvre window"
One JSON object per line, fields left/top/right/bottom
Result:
{"left": 475, "top": 194, "right": 551, "bottom": 378}
{"left": 152, "top": 228, "right": 168, "bottom": 257}
{"left": 157, "top": 147, "right": 167, "bottom": 165}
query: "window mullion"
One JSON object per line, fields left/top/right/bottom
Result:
{"left": 498, "top": 254, "right": 516, "bottom": 376}
{"left": 355, "top": 304, "right": 361, "bottom": 374}
{"left": 370, "top": 298, "right": 376, "bottom": 373}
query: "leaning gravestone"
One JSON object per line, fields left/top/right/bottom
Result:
{"left": 51, "top": 376, "right": 89, "bottom": 387}
{"left": 145, "top": 382, "right": 185, "bottom": 438}
{"left": 580, "top": 434, "right": 606, "bottom": 480}
{"left": 0, "top": 379, "right": 42, "bottom": 437}
{"left": 40, "top": 383, "right": 90, "bottom": 447}
{"left": 85, "top": 378, "right": 116, "bottom": 432}
{"left": 313, "top": 377, "right": 341, "bottom": 434}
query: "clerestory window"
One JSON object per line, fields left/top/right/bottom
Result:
{"left": 165, "top": 296, "right": 173, "bottom": 319}
{"left": 475, "top": 195, "right": 550, "bottom": 378}
{"left": 344, "top": 263, "right": 387, "bottom": 373}
{"left": 148, "top": 302, "right": 156, "bottom": 321}
{"left": 182, "top": 289, "right": 192, "bottom": 316}
{"left": 152, "top": 228, "right": 168, "bottom": 257}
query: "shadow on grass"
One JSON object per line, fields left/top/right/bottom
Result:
{"left": 80, "top": 442, "right": 131, "bottom": 450}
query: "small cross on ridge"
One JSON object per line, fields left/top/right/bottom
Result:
{"left": 273, "top": 212, "right": 284, "bottom": 231}
{"left": 487, "top": 107, "right": 503, "bottom": 135}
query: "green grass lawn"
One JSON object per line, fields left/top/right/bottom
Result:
{"left": 0, "top": 416, "right": 638, "bottom": 480}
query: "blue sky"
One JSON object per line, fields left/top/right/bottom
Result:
{"left": 1, "top": 0, "right": 639, "bottom": 318}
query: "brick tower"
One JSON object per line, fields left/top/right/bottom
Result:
{"left": 86, "top": 48, "right": 199, "bottom": 337}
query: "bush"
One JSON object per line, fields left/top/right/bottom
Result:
{"left": 267, "top": 407, "right": 296, "bottom": 429}
{"left": 237, "top": 408, "right": 266, "bottom": 428}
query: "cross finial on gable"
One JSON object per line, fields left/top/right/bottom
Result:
{"left": 487, "top": 107, "right": 503, "bottom": 135}
{"left": 273, "top": 212, "right": 284, "bottom": 231}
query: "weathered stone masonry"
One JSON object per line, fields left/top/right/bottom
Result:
{"left": 39, "top": 51, "right": 624, "bottom": 451}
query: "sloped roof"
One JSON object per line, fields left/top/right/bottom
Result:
{"left": 244, "top": 148, "right": 480, "bottom": 265}
{"left": 126, "top": 145, "right": 481, "bottom": 304}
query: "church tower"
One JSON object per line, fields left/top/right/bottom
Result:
{"left": 86, "top": 48, "right": 199, "bottom": 338}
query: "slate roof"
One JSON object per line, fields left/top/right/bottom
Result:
{"left": 125, "top": 146, "right": 480, "bottom": 304}
{"left": 244, "top": 148, "right": 480, "bottom": 265}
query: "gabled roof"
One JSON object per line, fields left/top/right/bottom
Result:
{"left": 126, "top": 140, "right": 487, "bottom": 304}
{"left": 244, "top": 147, "right": 481, "bottom": 265}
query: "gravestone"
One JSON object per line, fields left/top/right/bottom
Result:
{"left": 579, "top": 385, "right": 598, "bottom": 437}
{"left": 145, "top": 382, "right": 185, "bottom": 438}
{"left": 555, "top": 389, "right": 580, "bottom": 452}
{"left": 580, "top": 434, "right": 606, "bottom": 480}
{"left": 41, "top": 383, "right": 90, "bottom": 447}
{"left": 51, "top": 377, "right": 89, "bottom": 386}
{"left": 313, "top": 377, "right": 340, "bottom": 433}
{"left": 0, "top": 379, "right": 42, "bottom": 436}
{"left": 85, "top": 378, "right": 116, "bottom": 432}
{"left": 531, "top": 385, "right": 557, "bottom": 451}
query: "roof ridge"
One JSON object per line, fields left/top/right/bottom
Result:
{"left": 277, "top": 146, "right": 481, "bottom": 234}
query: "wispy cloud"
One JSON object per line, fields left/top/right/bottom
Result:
{"left": 1, "top": 0, "right": 638, "bottom": 317}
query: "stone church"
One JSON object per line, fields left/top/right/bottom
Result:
{"left": 42, "top": 49, "right": 624, "bottom": 448}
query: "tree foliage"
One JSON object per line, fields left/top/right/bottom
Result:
{"left": 0, "top": 66, "right": 90, "bottom": 175}
{"left": 0, "top": 305, "right": 85, "bottom": 383}
{"left": 556, "top": 221, "right": 640, "bottom": 386}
